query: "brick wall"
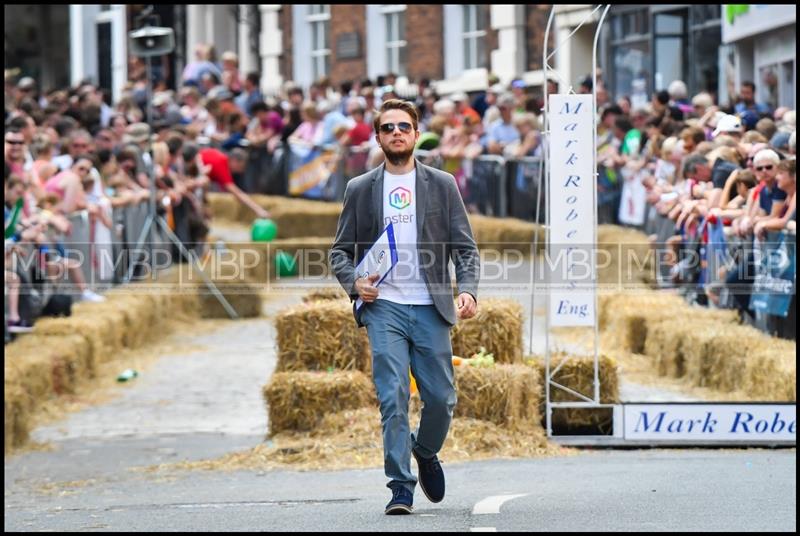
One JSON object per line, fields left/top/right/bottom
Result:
{"left": 405, "top": 6, "right": 443, "bottom": 82}
{"left": 329, "top": 5, "right": 367, "bottom": 87}
{"left": 526, "top": 4, "right": 552, "bottom": 72}
{"left": 280, "top": 6, "right": 293, "bottom": 83}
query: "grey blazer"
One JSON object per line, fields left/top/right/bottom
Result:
{"left": 329, "top": 159, "right": 480, "bottom": 327}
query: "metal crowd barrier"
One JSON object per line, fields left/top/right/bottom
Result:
{"left": 57, "top": 200, "right": 166, "bottom": 287}
{"left": 641, "top": 207, "right": 796, "bottom": 340}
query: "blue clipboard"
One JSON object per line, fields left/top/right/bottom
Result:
{"left": 355, "top": 223, "right": 399, "bottom": 313}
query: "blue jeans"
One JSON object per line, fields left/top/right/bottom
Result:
{"left": 361, "top": 299, "right": 457, "bottom": 495}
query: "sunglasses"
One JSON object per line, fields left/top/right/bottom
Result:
{"left": 755, "top": 165, "right": 774, "bottom": 172}
{"left": 6, "top": 140, "right": 24, "bottom": 145}
{"left": 379, "top": 122, "right": 413, "bottom": 134}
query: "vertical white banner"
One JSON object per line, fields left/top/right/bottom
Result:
{"left": 548, "top": 94, "right": 596, "bottom": 327}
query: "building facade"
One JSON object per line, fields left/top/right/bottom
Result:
{"left": 602, "top": 5, "right": 723, "bottom": 107}
{"left": 194, "top": 4, "right": 553, "bottom": 96}
{"left": 720, "top": 4, "right": 796, "bottom": 109}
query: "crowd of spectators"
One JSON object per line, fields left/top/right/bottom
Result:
{"left": 5, "top": 42, "right": 796, "bottom": 337}
{"left": 599, "top": 78, "right": 796, "bottom": 328}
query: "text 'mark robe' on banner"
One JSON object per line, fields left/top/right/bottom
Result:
{"left": 548, "top": 94, "right": 596, "bottom": 327}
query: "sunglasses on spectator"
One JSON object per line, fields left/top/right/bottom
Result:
{"left": 72, "top": 142, "right": 89, "bottom": 148}
{"left": 6, "top": 139, "right": 25, "bottom": 145}
{"left": 379, "top": 122, "right": 413, "bottom": 134}
{"left": 755, "top": 165, "right": 774, "bottom": 171}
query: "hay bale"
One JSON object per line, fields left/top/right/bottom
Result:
{"left": 302, "top": 287, "right": 349, "bottom": 303}
{"left": 680, "top": 324, "right": 761, "bottom": 390}
{"left": 268, "top": 202, "right": 342, "bottom": 239}
{"left": 263, "top": 371, "right": 375, "bottom": 435}
{"left": 468, "top": 214, "right": 544, "bottom": 256}
{"left": 598, "top": 291, "right": 685, "bottom": 332}
{"left": 598, "top": 291, "right": 739, "bottom": 354}
{"left": 207, "top": 192, "right": 243, "bottom": 222}
{"left": 275, "top": 300, "right": 370, "bottom": 373}
{"left": 5, "top": 334, "right": 91, "bottom": 396}
{"left": 4, "top": 384, "right": 28, "bottom": 453}
{"left": 451, "top": 299, "right": 523, "bottom": 364}
{"left": 196, "top": 281, "right": 263, "bottom": 318}
{"left": 597, "top": 225, "right": 656, "bottom": 286}
{"left": 73, "top": 295, "right": 158, "bottom": 349}
{"left": 31, "top": 313, "right": 122, "bottom": 375}
{"left": 453, "top": 364, "right": 542, "bottom": 430}
{"left": 645, "top": 319, "right": 692, "bottom": 378}
{"left": 742, "top": 343, "right": 796, "bottom": 401}
{"left": 527, "top": 353, "right": 619, "bottom": 433}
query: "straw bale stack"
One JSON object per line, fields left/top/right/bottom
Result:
{"left": 195, "top": 281, "right": 263, "bottom": 318}
{"left": 72, "top": 295, "right": 158, "bottom": 349}
{"left": 601, "top": 291, "right": 738, "bottom": 353}
{"left": 4, "top": 384, "right": 28, "bottom": 453}
{"left": 32, "top": 311, "right": 124, "bottom": 373}
{"left": 527, "top": 353, "right": 620, "bottom": 433}
{"left": 266, "top": 202, "right": 342, "bottom": 239}
{"left": 209, "top": 192, "right": 342, "bottom": 239}
{"left": 5, "top": 335, "right": 91, "bottom": 396}
{"left": 302, "top": 287, "right": 349, "bottom": 303}
{"left": 263, "top": 371, "right": 376, "bottom": 435}
{"left": 645, "top": 319, "right": 693, "bottom": 378}
{"left": 597, "top": 225, "right": 656, "bottom": 286}
{"left": 275, "top": 300, "right": 370, "bottom": 373}
{"left": 206, "top": 192, "right": 242, "bottom": 222}
{"left": 681, "top": 323, "right": 796, "bottom": 397}
{"left": 468, "top": 214, "right": 544, "bottom": 256}
{"left": 453, "top": 364, "right": 542, "bottom": 430}
{"left": 741, "top": 342, "right": 796, "bottom": 401}
{"left": 4, "top": 334, "right": 91, "bottom": 452}
{"left": 451, "top": 299, "right": 523, "bottom": 364}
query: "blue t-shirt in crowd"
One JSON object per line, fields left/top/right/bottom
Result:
{"left": 759, "top": 183, "right": 789, "bottom": 214}
{"left": 485, "top": 119, "right": 519, "bottom": 149}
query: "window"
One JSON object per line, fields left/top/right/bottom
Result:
{"left": 653, "top": 10, "right": 687, "bottom": 91}
{"left": 462, "top": 5, "right": 487, "bottom": 70}
{"left": 307, "top": 5, "right": 330, "bottom": 80}
{"left": 608, "top": 8, "right": 651, "bottom": 103}
{"left": 381, "top": 5, "right": 407, "bottom": 76}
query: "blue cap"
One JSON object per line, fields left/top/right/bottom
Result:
{"left": 739, "top": 110, "right": 759, "bottom": 130}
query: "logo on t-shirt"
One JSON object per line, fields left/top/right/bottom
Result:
{"left": 389, "top": 187, "right": 412, "bottom": 210}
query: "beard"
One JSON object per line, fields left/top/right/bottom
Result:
{"left": 380, "top": 140, "right": 414, "bottom": 166}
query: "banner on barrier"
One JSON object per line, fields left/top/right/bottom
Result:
{"left": 287, "top": 144, "right": 338, "bottom": 198}
{"left": 548, "top": 94, "right": 596, "bottom": 327}
{"left": 749, "top": 232, "right": 796, "bottom": 317}
{"left": 624, "top": 403, "right": 796, "bottom": 442}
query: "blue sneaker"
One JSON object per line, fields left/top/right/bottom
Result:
{"left": 412, "top": 448, "right": 445, "bottom": 503}
{"left": 385, "top": 487, "right": 414, "bottom": 515}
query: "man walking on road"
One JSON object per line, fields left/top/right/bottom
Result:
{"left": 330, "top": 99, "right": 480, "bottom": 515}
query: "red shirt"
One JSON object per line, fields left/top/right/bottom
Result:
{"left": 348, "top": 122, "right": 373, "bottom": 146}
{"left": 199, "top": 148, "right": 233, "bottom": 188}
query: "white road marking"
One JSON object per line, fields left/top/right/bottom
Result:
{"left": 472, "top": 494, "right": 529, "bottom": 515}
{"left": 471, "top": 528, "right": 497, "bottom": 532}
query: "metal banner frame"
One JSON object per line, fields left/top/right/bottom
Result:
{"left": 537, "top": 5, "right": 612, "bottom": 440}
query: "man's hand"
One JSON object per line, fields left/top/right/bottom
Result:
{"left": 355, "top": 273, "right": 380, "bottom": 303}
{"left": 457, "top": 292, "right": 477, "bottom": 320}
{"left": 255, "top": 207, "right": 271, "bottom": 220}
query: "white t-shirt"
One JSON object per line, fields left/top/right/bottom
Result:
{"left": 378, "top": 168, "right": 433, "bottom": 305}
